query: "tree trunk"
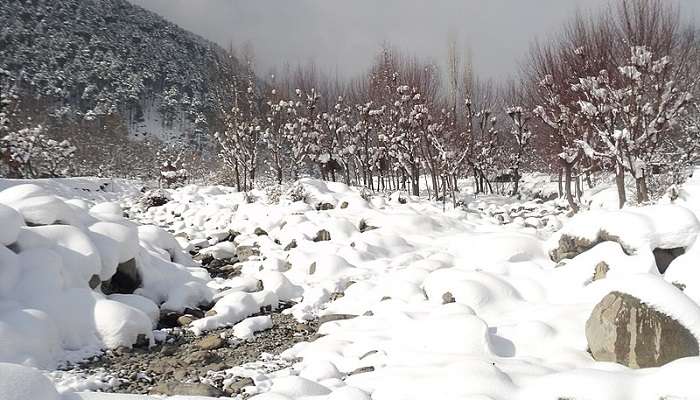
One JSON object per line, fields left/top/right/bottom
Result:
{"left": 235, "top": 164, "right": 241, "bottom": 192}
{"left": 615, "top": 164, "right": 626, "bottom": 209}
{"left": 511, "top": 169, "right": 520, "bottom": 196}
{"left": 636, "top": 175, "right": 649, "bottom": 203}
{"left": 557, "top": 168, "right": 563, "bottom": 198}
{"left": 564, "top": 162, "right": 579, "bottom": 213}
{"left": 411, "top": 163, "right": 420, "bottom": 196}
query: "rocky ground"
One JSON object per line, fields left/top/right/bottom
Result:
{"left": 61, "top": 312, "right": 319, "bottom": 397}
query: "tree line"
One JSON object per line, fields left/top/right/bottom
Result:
{"left": 212, "top": 0, "right": 700, "bottom": 210}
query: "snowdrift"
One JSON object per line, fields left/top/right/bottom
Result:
{"left": 0, "top": 182, "right": 212, "bottom": 369}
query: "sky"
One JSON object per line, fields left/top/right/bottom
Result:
{"left": 128, "top": 0, "right": 699, "bottom": 82}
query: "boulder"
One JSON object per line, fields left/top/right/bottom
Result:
{"left": 314, "top": 229, "right": 332, "bottom": 242}
{"left": 151, "top": 382, "right": 224, "bottom": 397}
{"left": 550, "top": 231, "right": 630, "bottom": 262}
{"left": 101, "top": 258, "right": 141, "bottom": 295}
{"left": 586, "top": 291, "right": 699, "bottom": 368}
{"left": 653, "top": 247, "right": 685, "bottom": 274}
{"left": 592, "top": 261, "right": 609, "bottom": 282}
{"left": 196, "top": 335, "right": 225, "bottom": 350}
{"left": 236, "top": 245, "right": 260, "bottom": 261}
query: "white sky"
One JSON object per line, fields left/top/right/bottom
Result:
{"left": 128, "top": 0, "right": 699, "bottom": 81}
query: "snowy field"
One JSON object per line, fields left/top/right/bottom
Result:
{"left": 1, "top": 172, "right": 700, "bottom": 400}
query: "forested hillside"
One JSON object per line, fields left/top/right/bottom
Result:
{"left": 0, "top": 0, "right": 236, "bottom": 146}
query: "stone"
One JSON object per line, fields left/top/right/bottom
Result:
{"left": 151, "top": 382, "right": 224, "bottom": 397}
{"left": 236, "top": 245, "right": 260, "bottom": 261}
{"left": 254, "top": 227, "right": 268, "bottom": 236}
{"left": 101, "top": 258, "right": 141, "bottom": 295}
{"left": 160, "top": 344, "right": 178, "bottom": 356}
{"left": 89, "top": 274, "right": 101, "bottom": 289}
{"left": 442, "top": 292, "right": 456, "bottom": 304}
{"left": 284, "top": 240, "right": 298, "bottom": 251}
{"left": 340, "top": 201, "right": 349, "bottom": 209}
{"left": 182, "top": 350, "right": 220, "bottom": 366}
{"left": 183, "top": 308, "right": 205, "bottom": 319}
{"left": 318, "top": 314, "right": 357, "bottom": 325}
{"left": 653, "top": 247, "right": 685, "bottom": 274}
{"left": 316, "top": 202, "right": 335, "bottom": 210}
{"left": 205, "top": 309, "right": 218, "bottom": 317}
{"left": 359, "top": 219, "right": 378, "bottom": 233}
{"left": 592, "top": 261, "right": 610, "bottom": 282}
{"left": 348, "top": 366, "right": 375, "bottom": 375}
{"left": 159, "top": 311, "right": 183, "bottom": 329}
{"left": 313, "top": 229, "right": 332, "bottom": 242}
{"left": 141, "top": 189, "right": 171, "bottom": 209}
{"left": 227, "top": 377, "right": 255, "bottom": 395}
{"left": 176, "top": 315, "right": 193, "bottom": 326}
{"left": 550, "top": 232, "right": 631, "bottom": 262}
{"left": 196, "top": 335, "right": 225, "bottom": 350}
{"left": 586, "top": 291, "right": 699, "bottom": 368}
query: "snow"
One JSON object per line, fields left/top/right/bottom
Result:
{"left": 2, "top": 175, "right": 700, "bottom": 399}
{"left": 0, "top": 203, "right": 23, "bottom": 245}
{"left": 548, "top": 204, "right": 700, "bottom": 254}
{"left": 93, "top": 300, "right": 154, "bottom": 349}
{"left": 233, "top": 315, "right": 273, "bottom": 339}
{"left": 0, "top": 362, "right": 61, "bottom": 400}
{"left": 0, "top": 178, "right": 213, "bottom": 371}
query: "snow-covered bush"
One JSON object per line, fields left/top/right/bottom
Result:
{"left": 1, "top": 125, "right": 75, "bottom": 178}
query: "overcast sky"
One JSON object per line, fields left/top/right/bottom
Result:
{"left": 128, "top": 0, "right": 699, "bottom": 81}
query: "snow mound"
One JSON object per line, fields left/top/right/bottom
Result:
{"left": 0, "top": 362, "right": 60, "bottom": 400}
{"left": 549, "top": 205, "right": 700, "bottom": 256}
{"left": 0, "top": 183, "right": 212, "bottom": 369}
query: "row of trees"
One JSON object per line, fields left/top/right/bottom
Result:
{"left": 213, "top": 0, "right": 699, "bottom": 210}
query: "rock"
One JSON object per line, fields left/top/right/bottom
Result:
{"left": 101, "top": 258, "right": 141, "bottom": 295}
{"left": 183, "top": 308, "right": 204, "bottom": 319}
{"left": 340, "top": 201, "right": 349, "bottom": 209}
{"left": 309, "top": 262, "right": 317, "bottom": 275}
{"left": 141, "top": 189, "right": 171, "bottom": 209}
{"left": 313, "top": 229, "right": 332, "bottom": 242}
{"left": 151, "top": 382, "right": 224, "bottom": 397}
{"left": 592, "top": 261, "right": 609, "bottom": 282}
{"left": 89, "top": 274, "right": 101, "bottom": 289}
{"left": 442, "top": 292, "right": 456, "bottom": 304}
{"left": 348, "top": 366, "right": 375, "bottom": 375}
{"left": 182, "top": 350, "right": 221, "bottom": 366}
{"left": 359, "top": 350, "right": 378, "bottom": 360}
{"left": 193, "top": 252, "right": 214, "bottom": 266}
{"left": 653, "top": 247, "right": 685, "bottom": 274}
{"left": 160, "top": 344, "right": 177, "bottom": 356}
{"left": 205, "top": 309, "right": 218, "bottom": 317}
{"left": 359, "top": 219, "right": 378, "bottom": 233}
{"left": 236, "top": 245, "right": 260, "bottom": 261}
{"left": 227, "top": 377, "right": 255, "bottom": 395}
{"left": 672, "top": 282, "right": 687, "bottom": 291}
{"left": 585, "top": 291, "right": 699, "bottom": 368}
{"left": 254, "top": 227, "right": 268, "bottom": 236}
{"left": 159, "top": 311, "right": 183, "bottom": 329}
{"left": 196, "top": 335, "right": 225, "bottom": 350}
{"left": 316, "top": 202, "right": 335, "bottom": 210}
{"left": 318, "top": 314, "right": 357, "bottom": 325}
{"left": 284, "top": 240, "right": 298, "bottom": 251}
{"left": 550, "top": 231, "right": 631, "bottom": 262}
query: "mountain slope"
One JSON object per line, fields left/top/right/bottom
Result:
{"left": 0, "top": 0, "right": 237, "bottom": 143}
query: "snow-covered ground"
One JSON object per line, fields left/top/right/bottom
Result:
{"left": 1, "top": 172, "right": 700, "bottom": 400}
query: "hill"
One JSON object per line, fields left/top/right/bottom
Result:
{"left": 0, "top": 0, "right": 238, "bottom": 145}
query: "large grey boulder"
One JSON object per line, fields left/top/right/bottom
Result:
{"left": 586, "top": 291, "right": 699, "bottom": 368}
